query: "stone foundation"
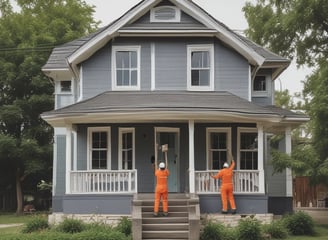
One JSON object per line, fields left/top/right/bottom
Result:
{"left": 202, "top": 213, "right": 273, "bottom": 227}
{"left": 48, "top": 213, "right": 131, "bottom": 226}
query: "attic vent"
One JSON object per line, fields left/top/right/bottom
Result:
{"left": 150, "top": 6, "right": 181, "bottom": 22}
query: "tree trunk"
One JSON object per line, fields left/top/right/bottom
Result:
{"left": 15, "top": 168, "right": 23, "bottom": 215}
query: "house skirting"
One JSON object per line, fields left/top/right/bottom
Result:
{"left": 199, "top": 194, "right": 268, "bottom": 214}
{"left": 268, "top": 196, "right": 293, "bottom": 215}
{"left": 52, "top": 194, "right": 133, "bottom": 214}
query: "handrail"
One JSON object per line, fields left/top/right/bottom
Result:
{"left": 195, "top": 170, "right": 260, "bottom": 194}
{"left": 70, "top": 170, "right": 137, "bottom": 194}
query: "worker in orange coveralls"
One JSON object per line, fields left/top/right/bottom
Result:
{"left": 211, "top": 152, "right": 237, "bottom": 214}
{"left": 153, "top": 161, "right": 170, "bottom": 217}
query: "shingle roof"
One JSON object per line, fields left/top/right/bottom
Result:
{"left": 42, "top": 0, "right": 289, "bottom": 71}
{"left": 42, "top": 91, "right": 307, "bottom": 120}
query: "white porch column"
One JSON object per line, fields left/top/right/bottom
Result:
{"left": 285, "top": 127, "right": 293, "bottom": 197}
{"left": 189, "top": 120, "right": 195, "bottom": 194}
{"left": 65, "top": 125, "right": 72, "bottom": 194}
{"left": 257, "top": 124, "right": 265, "bottom": 193}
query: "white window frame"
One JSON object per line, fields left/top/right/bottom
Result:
{"left": 187, "top": 44, "right": 214, "bottom": 91}
{"left": 118, "top": 128, "right": 135, "bottom": 170}
{"left": 150, "top": 6, "right": 181, "bottom": 22}
{"left": 112, "top": 45, "right": 141, "bottom": 91}
{"left": 252, "top": 74, "right": 271, "bottom": 97}
{"left": 55, "top": 80, "right": 72, "bottom": 94}
{"left": 87, "top": 127, "right": 111, "bottom": 170}
{"left": 206, "top": 128, "right": 231, "bottom": 170}
{"left": 237, "top": 127, "right": 258, "bottom": 170}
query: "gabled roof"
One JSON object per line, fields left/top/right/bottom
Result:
{"left": 42, "top": 91, "right": 308, "bottom": 128}
{"left": 42, "top": 0, "right": 290, "bottom": 79}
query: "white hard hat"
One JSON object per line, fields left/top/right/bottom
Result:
{"left": 223, "top": 162, "right": 229, "bottom": 168}
{"left": 159, "top": 162, "right": 165, "bottom": 169}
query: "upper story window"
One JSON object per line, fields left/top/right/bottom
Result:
{"left": 112, "top": 46, "right": 141, "bottom": 91}
{"left": 252, "top": 74, "right": 271, "bottom": 97}
{"left": 207, "top": 128, "right": 231, "bottom": 170}
{"left": 238, "top": 128, "right": 258, "bottom": 170}
{"left": 150, "top": 6, "right": 181, "bottom": 22}
{"left": 187, "top": 45, "right": 214, "bottom": 91}
{"left": 60, "top": 81, "right": 72, "bottom": 92}
{"left": 88, "top": 127, "right": 111, "bottom": 170}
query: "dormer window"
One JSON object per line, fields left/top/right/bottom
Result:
{"left": 150, "top": 6, "right": 181, "bottom": 22}
{"left": 252, "top": 74, "right": 271, "bottom": 97}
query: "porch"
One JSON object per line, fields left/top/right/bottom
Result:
{"left": 68, "top": 169, "right": 260, "bottom": 194}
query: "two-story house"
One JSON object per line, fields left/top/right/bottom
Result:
{"left": 41, "top": 0, "right": 308, "bottom": 238}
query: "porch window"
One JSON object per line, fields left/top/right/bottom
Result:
{"left": 207, "top": 128, "right": 231, "bottom": 170}
{"left": 238, "top": 128, "right": 258, "bottom": 170}
{"left": 112, "top": 46, "right": 140, "bottom": 91}
{"left": 119, "top": 128, "right": 135, "bottom": 170}
{"left": 88, "top": 127, "right": 111, "bottom": 169}
{"left": 187, "top": 45, "right": 214, "bottom": 91}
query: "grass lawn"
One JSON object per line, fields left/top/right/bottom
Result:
{"left": 0, "top": 212, "right": 45, "bottom": 224}
{"left": 287, "top": 224, "right": 328, "bottom": 240}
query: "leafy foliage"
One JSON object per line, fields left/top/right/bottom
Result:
{"left": 283, "top": 211, "right": 315, "bottom": 236}
{"left": 114, "top": 217, "right": 132, "bottom": 237}
{"left": 237, "top": 217, "right": 262, "bottom": 240}
{"left": 56, "top": 218, "right": 86, "bottom": 234}
{"left": 262, "top": 219, "right": 288, "bottom": 239}
{"left": 0, "top": 0, "right": 98, "bottom": 213}
{"left": 244, "top": 0, "right": 328, "bottom": 186}
{"left": 21, "top": 216, "right": 49, "bottom": 233}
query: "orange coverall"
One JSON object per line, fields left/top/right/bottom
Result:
{"left": 212, "top": 160, "right": 236, "bottom": 212}
{"left": 154, "top": 168, "right": 170, "bottom": 213}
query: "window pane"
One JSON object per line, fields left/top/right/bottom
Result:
{"left": 130, "top": 51, "right": 137, "bottom": 68}
{"left": 199, "top": 70, "right": 209, "bottom": 86}
{"left": 131, "top": 70, "right": 138, "bottom": 86}
{"left": 61, "top": 81, "right": 71, "bottom": 92}
{"left": 92, "top": 150, "right": 107, "bottom": 169}
{"left": 211, "top": 151, "right": 227, "bottom": 170}
{"left": 116, "top": 51, "right": 129, "bottom": 68}
{"left": 254, "top": 76, "right": 266, "bottom": 91}
{"left": 211, "top": 132, "right": 227, "bottom": 149}
{"left": 92, "top": 132, "right": 107, "bottom": 148}
{"left": 202, "top": 52, "right": 209, "bottom": 67}
{"left": 191, "top": 70, "right": 200, "bottom": 86}
{"left": 241, "top": 133, "right": 257, "bottom": 149}
{"left": 191, "top": 52, "right": 202, "bottom": 68}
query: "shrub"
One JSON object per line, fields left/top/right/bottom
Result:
{"left": 114, "top": 217, "right": 132, "bottom": 236}
{"left": 237, "top": 217, "right": 262, "bottom": 240}
{"left": 283, "top": 211, "right": 315, "bottom": 236}
{"left": 262, "top": 220, "right": 288, "bottom": 239}
{"left": 56, "top": 218, "right": 85, "bottom": 234}
{"left": 200, "top": 221, "right": 227, "bottom": 240}
{"left": 21, "top": 216, "right": 49, "bottom": 233}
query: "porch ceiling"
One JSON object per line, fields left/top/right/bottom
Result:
{"left": 41, "top": 91, "right": 308, "bottom": 128}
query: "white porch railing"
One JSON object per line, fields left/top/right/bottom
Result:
{"left": 70, "top": 170, "right": 137, "bottom": 194}
{"left": 195, "top": 170, "right": 260, "bottom": 194}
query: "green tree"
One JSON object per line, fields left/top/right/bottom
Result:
{"left": 243, "top": 0, "right": 328, "bottom": 185}
{"left": 0, "top": 0, "right": 98, "bottom": 214}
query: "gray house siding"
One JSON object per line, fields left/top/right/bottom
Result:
{"left": 81, "top": 44, "right": 111, "bottom": 100}
{"left": 80, "top": 37, "right": 249, "bottom": 100}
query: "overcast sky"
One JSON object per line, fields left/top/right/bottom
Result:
{"left": 86, "top": 0, "right": 312, "bottom": 95}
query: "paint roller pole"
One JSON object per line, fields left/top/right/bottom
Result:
{"left": 227, "top": 148, "right": 233, "bottom": 165}
{"left": 162, "top": 144, "right": 168, "bottom": 169}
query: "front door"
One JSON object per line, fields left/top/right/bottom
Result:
{"left": 155, "top": 128, "right": 179, "bottom": 192}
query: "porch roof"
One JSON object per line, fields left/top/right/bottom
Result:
{"left": 42, "top": 91, "right": 309, "bottom": 128}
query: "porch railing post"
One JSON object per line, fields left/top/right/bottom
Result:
{"left": 65, "top": 125, "right": 72, "bottom": 194}
{"left": 257, "top": 124, "right": 265, "bottom": 193}
{"left": 285, "top": 127, "right": 292, "bottom": 197}
{"left": 189, "top": 120, "right": 195, "bottom": 194}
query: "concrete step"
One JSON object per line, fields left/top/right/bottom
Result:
{"left": 143, "top": 211, "right": 188, "bottom": 218}
{"left": 143, "top": 223, "right": 189, "bottom": 231}
{"left": 142, "top": 230, "right": 189, "bottom": 239}
{"left": 142, "top": 205, "right": 189, "bottom": 213}
{"left": 143, "top": 216, "right": 188, "bottom": 224}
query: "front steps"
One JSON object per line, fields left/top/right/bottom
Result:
{"left": 132, "top": 193, "right": 200, "bottom": 240}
